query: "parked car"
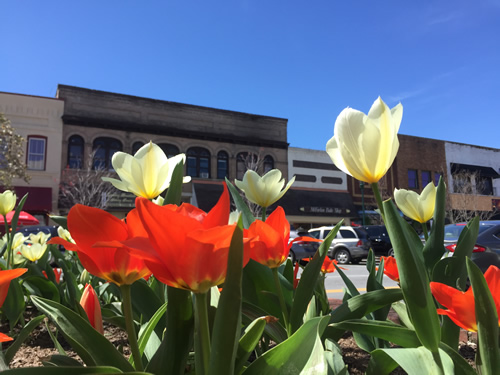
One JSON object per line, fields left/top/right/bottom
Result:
{"left": 289, "top": 227, "right": 320, "bottom": 263}
{"left": 363, "top": 225, "right": 394, "bottom": 257}
{"left": 442, "top": 221, "right": 500, "bottom": 273}
{"left": 307, "top": 226, "right": 371, "bottom": 264}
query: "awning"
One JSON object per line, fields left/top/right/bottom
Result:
{"left": 451, "top": 163, "right": 500, "bottom": 179}
{"left": 13, "top": 186, "right": 52, "bottom": 212}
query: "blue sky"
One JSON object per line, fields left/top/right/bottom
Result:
{"left": 2, "top": 1, "right": 499, "bottom": 150}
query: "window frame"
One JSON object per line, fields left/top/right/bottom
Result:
{"left": 92, "top": 137, "right": 123, "bottom": 171}
{"left": 217, "top": 150, "right": 229, "bottom": 180}
{"left": 187, "top": 147, "right": 211, "bottom": 178}
{"left": 408, "top": 169, "right": 418, "bottom": 189}
{"left": 67, "top": 135, "right": 84, "bottom": 169}
{"left": 421, "top": 170, "right": 431, "bottom": 187}
{"left": 26, "top": 135, "right": 47, "bottom": 171}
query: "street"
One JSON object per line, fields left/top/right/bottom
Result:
{"left": 324, "top": 260, "right": 400, "bottom": 299}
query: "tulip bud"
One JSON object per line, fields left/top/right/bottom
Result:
{"left": 57, "top": 226, "right": 76, "bottom": 244}
{"left": 0, "top": 190, "right": 16, "bottom": 216}
{"left": 80, "top": 284, "right": 104, "bottom": 334}
{"left": 394, "top": 182, "right": 436, "bottom": 223}
{"left": 79, "top": 269, "right": 90, "bottom": 285}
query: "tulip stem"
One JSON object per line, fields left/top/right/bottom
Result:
{"left": 120, "top": 284, "right": 143, "bottom": 371}
{"left": 194, "top": 292, "right": 211, "bottom": 375}
{"left": 370, "top": 182, "right": 385, "bottom": 221}
{"left": 4, "top": 217, "right": 12, "bottom": 269}
{"left": 421, "top": 222, "right": 429, "bottom": 241}
{"left": 261, "top": 208, "right": 267, "bottom": 222}
{"left": 272, "top": 267, "right": 290, "bottom": 336}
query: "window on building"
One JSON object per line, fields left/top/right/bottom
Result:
{"left": 263, "top": 155, "right": 274, "bottom": 173}
{"left": 236, "top": 152, "right": 257, "bottom": 179}
{"left": 408, "top": 169, "right": 418, "bottom": 189}
{"left": 453, "top": 174, "right": 472, "bottom": 194}
{"left": 68, "top": 135, "right": 84, "bottom": 169}
{"left": 132, "top": 142, "right": 144, "bottom": 154}
{"left": 92, "top": 137, "right": 122, "bottom": 170}
{"left": 27, "top": 136, "right": 47, "bottom": 170}
{"left": 158, "top": 143, "right": 180, "bottom": 158}
{"left": 476, "top": 176, "right": 494, "bottom": 195}
{"left": 434, "top": 172, "right": 443, "bottom": 186}
{"left": 217, "top": 151, "right": 229, "bottom": 179}
{"left": 187, "top": 147, "right": 210, "bottom": 178}
{"left": 421, "top": 171, "right": 431, "bottom": 187}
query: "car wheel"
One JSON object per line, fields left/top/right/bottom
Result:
{"left": 388, "top": 249, "right": 395, "bottom": 257}
{"left": 334, "top": 248, "right": 351, "bottom": 264}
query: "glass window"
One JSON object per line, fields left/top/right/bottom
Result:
{"left": 339, "top": 229, "right": 356, "bottom": 238}
{"left": 263, "top": 155, "right": 274, "bottom": 173}
{"left": 187, "top": 147, "right": 210, "bottom": 178}
{"left": 421, "top": 171, "right": 431, "bottom": 187}
{"left": 217, "top": 151, "right": 229, "bottom": 179}
{"left": 132, "top": 142, "right": 144, "bottom": 154}
{"left": 92, "top": 137, "right": 122, "bottom": 170}
{"left": 476, "top": 176, "right": 493, "bottom": 195}
{"left": 158, "top": 143, "right": 180, "bottom": 158}
{"left": 27, "top": 136, "right": 47, "bottom": 170}
{"left": 236, "top": 152, "right": 257, "bottom": 179}
{"left": 68, "top": 135, "right": 84, "bottom": 169}
{"left": 408, "top": 169, "right": 418, "bottom": 189}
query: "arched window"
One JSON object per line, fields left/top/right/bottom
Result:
{"left": 187, "top": 147, "right": 210, "bottom": 178}
{"left": 158, "top": 143, "right": 180, "bottom": 158}
{"left": 132, "top": 141, "right": 144, "bottom": 154}
{"left": 68, "top": 135, "right": 84, "bottom": 169}
{"left": 93, "top": 137, "right": 122, "bottom": 170}
{"left": 236, "top": 152, "right": 257, "bottom": 180}
{"left": 217, "top": 151, "right": 229, "bottom": 179}
{"left": 263, "top": 155, "right": 274, "bottom": 173}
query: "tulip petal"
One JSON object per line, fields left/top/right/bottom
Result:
{"left": 430, "top": 282, "right": 477, "bottom": 331}
{"left": 0, "top": 268, "right": 28, "bottom": 307}
{"left": 203, "top": 183, "right": 230, "bottom": 229}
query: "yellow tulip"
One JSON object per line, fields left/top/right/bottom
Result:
{"left": 235, "top": 169, "right": 295, "bottom": 208}
{"left": 57, "top": 226, "right": 75, "bottom": 244}
{"left": 20, "top": 243, "right": 47, "bottom": 262}
{"left": 394, "top": 182, "right": 437, "bottom": 223}
{"left": 0, "top": 190, "right": 16, "bottom": 216}
{"left": 326, "top": 97, "right": 402, "bottom": 183}
{"left": 102, "top": 141, "right": 191, "bottom": 199}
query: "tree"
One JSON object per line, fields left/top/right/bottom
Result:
{"left": 447, "top": 169, "right": 497, "bottom": 223}
{"left": 0, "top": 113, "right": 30, "bottom": 188}
{"left": 58, "top": 149, "right": 118, "bottom": 211}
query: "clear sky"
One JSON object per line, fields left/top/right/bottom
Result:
{"left": 2, "top": 1, "right": 499, "bottom": 151}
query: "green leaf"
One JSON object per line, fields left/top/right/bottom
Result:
{"left": 383, "top": 199, "right": 441, "bottom": 352}
{"left": 42, "top": 355, "right": 83, "bottom": 367}
{"left": 422, "top": 177, "right": 446, "bottom": 274}
{"left": 48, "top": 215, "right": 68, "bottom": 229}
{"left": 0, "top": 367, "right": 150, "bottom": 374}
{"left": 289, "top": 222, "right": 341, "bottom": 334}
{"left": 4, "top": 314, "right": 46, "bottom": 364}
{"left": 324, "top": 339, "right": 348, "bottom": 375}
{"left": 391, "top": 301, "right": 413, "bottom": 330}
{"left": 241, "top": 302, "right": 287, "bottom": 344}
{"left": 330, "top": 319, "right": 421, "bottom": 348}
{"left": 225, "top": 177, "right": 255, "bottom": 228}
{"left": 325, "top": 288, "right": 403, "bottom": 341}
{"left": 235, "top": 316, "right": 267, "bottom": 374}
{"left": 30, "top": 296, "right": 134, "bottom": 371}
{"left": 208, "top": 223, "right": 244, "bottom": 375}
{"left": 7, "top": 193, "right": 28, "bottom": 234}
{"left": 244, "top": 316, "right": 330, "bottom": 374}
{"left": 332, "top": 261, "right": 359, "bottom": 297}
{"left": 23, "top": 276, "right": 61, "bottom": 303}
{"left": 135, "top": 302, "right": 167, "bottom": 364}
{"left": 164, "top": 160, "right": 185, "bottom": 205}
{"left": 131, "top": 279, "right": 164, "bottom": 337}
{"left": 45, "top": 319, "right": 67, "bottom": 355}
{"left": 146, "top": 287, "right": 193, "bottom": 375}
{"left": 466, "top": 258, "right": 500, "bottom": 374}
{"left": 368, "top": 347, "right": 455, "bottom": 375}
{"left": 3, "top": 278, "right": 25, "bottom": 329}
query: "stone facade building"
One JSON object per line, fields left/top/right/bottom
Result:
{"left": 56, "top": 85, "right": 289, "bottom": 215}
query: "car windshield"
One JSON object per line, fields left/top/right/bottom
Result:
{"left": 444, "top": 224, "right": 495, "bottom": 242}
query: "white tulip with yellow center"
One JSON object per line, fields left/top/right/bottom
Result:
{"left": 27, "top": 231, "right": 51, "bottom": 245}
{"left": 57, "top": 226, "right": 76, "bottom": 244}
{"left": 235, "top": 169, "right": 295, "bottom": 208}
{"left": 326, "top": 97, "right": 402, "bottom": 184}
{"left": 20, "top": 243, "right": 48, "bottom": 262}
{"left": 394, "top": 182, "right": 437, "bottom": 223}
{"left": 0, "top": 190, "right": 16, "bottom": 216}
{"left": 102, "top": 141, "right": 191, "bottom": 199}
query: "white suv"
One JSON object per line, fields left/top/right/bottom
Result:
{"left": 307, "top": 226, "right": 372, "bottom": 264}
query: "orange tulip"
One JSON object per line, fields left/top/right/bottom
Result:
{"left": 0, "top": 268, "right": 27, "bottom": 342}
{"left": 43, "top": 268, "right": 63, "bottom": 284}
{"left": 119, "top": 183, "right": 252, "bottom": 294}
{"left": 246, "top": 207, "right": 291, "bottom": 268}
{"left": 80, "top": 284, "right": 104, "bottom": 334}
{"left": 430, "top": 265, "right": 500, "bottom": 332}
{"left": 49, "top": 205, "right": 151, "bottom": 286}
{"left": 380, "top": 256, "right": 399, "bottom": 282}
{"left": 0, "top": 268, "right": 27, "bottom": 307}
